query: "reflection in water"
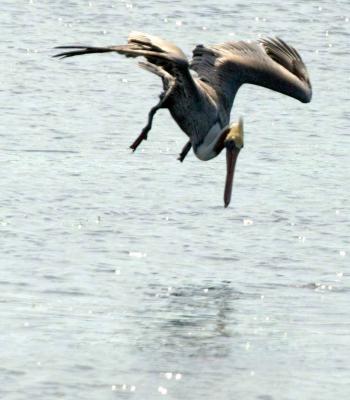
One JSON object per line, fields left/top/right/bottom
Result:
{"left": 2, "top": 0, "right": 350, "bottom": 399}
{"left": 138, "top": 282, "right": 239, "bottom": 359}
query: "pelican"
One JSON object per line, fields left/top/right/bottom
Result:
{"left": 54, "top": 32, "right": 312, "bottom": 207}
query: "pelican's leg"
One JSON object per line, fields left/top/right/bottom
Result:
{"left": 130, "top": 62, "right": 176, "bottom": 152}
{"left": 129, "top": 103, "right": 160, "bottom": 151}
{"left": 178, "top": 140, "right": 192, "bottom": 162}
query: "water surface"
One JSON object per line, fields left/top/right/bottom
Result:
{"left": 1, "top": 1, "right": 349, "bottom": 399}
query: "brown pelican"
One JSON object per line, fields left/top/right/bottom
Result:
{"left": 54, "top": 32, "right": 312, "bottom": 207}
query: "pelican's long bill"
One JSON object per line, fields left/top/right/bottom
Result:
{"left": 224, "top": 145, "right": 240, "bottom": 208}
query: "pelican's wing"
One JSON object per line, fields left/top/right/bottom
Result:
{"left": 54, "top": 31, "right": 197, "bottom": 96}
{"left": 54, "top": 31, "right": 188, "bottom": 74}
{"left": 190, "top": 37, "right": 312, "bottom": 118}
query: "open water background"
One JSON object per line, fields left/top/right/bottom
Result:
{"left": 1, "top": 0, "right": 349, "bottom": 399}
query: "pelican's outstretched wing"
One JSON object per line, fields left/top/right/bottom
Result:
{"left": 190, "top": 38, "right": 312, "bottom": 119}
{"left": 54, "top": 32, "right": 189, "bottom": 75}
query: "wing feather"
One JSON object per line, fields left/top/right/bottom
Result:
{"left": 54, "top": 32, "right": 195, "bottom": 92}
{"left": 54, "top": 32, "right": 188, "bottom": 71}
{"left": 190, "top": 37, "right": 312, "bottom": 119}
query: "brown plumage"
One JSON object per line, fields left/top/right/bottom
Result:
{"left": 54, "top": 32, "right": 312, "bottom": 207}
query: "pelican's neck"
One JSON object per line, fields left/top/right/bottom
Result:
{"left": 193, "top": 122, "right": 224, "bottom": 161}
{"left": 193, "top": 119, "right": 243, "bottom": 161}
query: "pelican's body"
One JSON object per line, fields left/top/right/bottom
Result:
{"left": 54, "top": 33, "right": 312, "bottom": 207}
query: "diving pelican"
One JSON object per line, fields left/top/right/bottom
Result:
{"left": 54, "top": 32, "right": 312, "bottom": 207}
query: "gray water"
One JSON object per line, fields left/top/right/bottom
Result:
{"left": 1, "top": 1, "right": 349, "bottom": 399}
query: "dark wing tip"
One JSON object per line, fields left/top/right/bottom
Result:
{"left": 52, "top": 46, "right": 113, "bottom": 59}
{"left": 259, "top": 37, "right": 310, "bottom": 82}
{"left": 259, "top": 37, "right": 302, "bottom": 60}
{"left": 52, "top": 46, "right": 90, "bottom": 59}
{"left": 54, "top": 46, "right": 89, "bottom": 49}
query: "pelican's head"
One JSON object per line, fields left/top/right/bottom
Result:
{"left": 225, "top": 117, "right": 244, "bottom": 150}
{"left": 223, "top": 117, "right": 244, "bottom": 208}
